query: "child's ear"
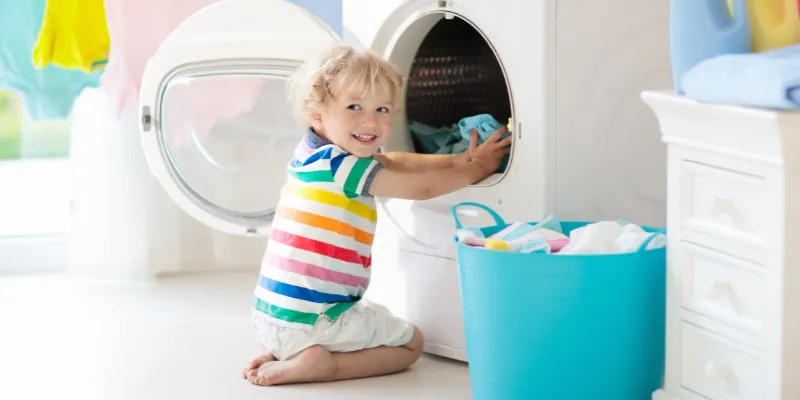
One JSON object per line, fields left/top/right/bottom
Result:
{"left": 310, "top": 111, "right": 323, "bottom": 131}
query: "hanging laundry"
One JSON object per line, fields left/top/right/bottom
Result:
{"left": 102, "top": 0, "right": 263, "bottom": 145}
{"left": 32, "top": 0, "right": 110, "bottom": 72}
{"left": 102, "top": 0, "right": 344, "bottom": 115}
{"left": 409, "top": 113, "right": 511, "bottom": 173}
{"left": 681, "top": 44, "right": 800, "bottom": 109}
{"left": 102, "top": 0, "right": 218, "bottom": 114}
{"left": 0, "top": 0, "right": 101, "bottom": 120}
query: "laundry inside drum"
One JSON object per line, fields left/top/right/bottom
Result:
{"left": 404, "top": 15, "right": 513, "bottom": 178}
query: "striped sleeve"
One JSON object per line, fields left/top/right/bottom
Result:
{"left": 329, "top": 147, "right": 383, "bottom": 198}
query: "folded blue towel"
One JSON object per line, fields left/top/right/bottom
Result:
{"left": 681, "top": 44, "right": 800, "bottom": 110}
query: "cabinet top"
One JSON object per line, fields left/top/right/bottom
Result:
{"left": 640, "top": 90, "right": 800, "bottom": 166}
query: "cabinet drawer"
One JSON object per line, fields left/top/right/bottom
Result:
{"left": 680, "top": 161, "right": 768, "bottom": 255}
{"left": 680, "top": 322, "right": 765, "bottom": 400}
{"left": 680, "top": 242, "right": 767, "bottom": 336}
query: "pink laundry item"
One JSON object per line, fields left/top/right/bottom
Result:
{"left": 102, "top": 0, "right": 213, "bottom": 114}
{"left": 161, "top": 77, "right": 264, "bottom": 147}
{"left": 102, "top": 0, "right": 261, "bottom": 145}
{"left": 548, "top": 238, "right": 570, "bottom": 253}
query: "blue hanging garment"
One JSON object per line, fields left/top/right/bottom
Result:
{"left": 0, "top": 0, "right": 101, "bottom": 120}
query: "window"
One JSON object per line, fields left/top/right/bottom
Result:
{"left": 0, "top": 89, "right": 72, "bottom": 272}
{"left": 0, "top": 90, "right": 72, "bottom": 160}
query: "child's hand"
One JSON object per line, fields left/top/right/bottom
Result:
{"left": 466, "top": 127, "right": 512, "bottom": 176}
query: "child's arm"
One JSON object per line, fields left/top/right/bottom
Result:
{"left": 368, "top": 129, "right": 511, "bottom": 200}
{"left": 374, "top": 127, "right": 506, "bottom": 173}
{"left": 373, "top": 152, "right": 459, "bottom": 172}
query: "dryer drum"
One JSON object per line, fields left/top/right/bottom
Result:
{"left": 405, "top": 16, "right": 512, "bottom": 152}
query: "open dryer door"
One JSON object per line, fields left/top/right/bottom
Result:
{"left": 139, "top": 0, "right": 338, "bottom": 236}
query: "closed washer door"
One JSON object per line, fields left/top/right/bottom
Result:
{"left": 139, "top": 0, "right": 338, "bottom": 236}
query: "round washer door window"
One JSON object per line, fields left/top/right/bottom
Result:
{"left": 156, "top": 68, "right": 303, "bottom": 233}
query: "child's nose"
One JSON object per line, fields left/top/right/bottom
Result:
{"left": 360, "top": 113, "right": 378, "bottom": 128}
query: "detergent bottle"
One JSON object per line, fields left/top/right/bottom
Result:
{"left": 670, "top": 0, "right": 751, "bottom": 94}
{"left": 747, "top": 0, "right": 800, "bottom": 51}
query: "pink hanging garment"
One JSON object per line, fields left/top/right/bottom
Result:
{"left": 160, "top": 75, "right": 266, "bottom": 147}
{"left": 103, "top": 0, "right": 262, "bottom": 145}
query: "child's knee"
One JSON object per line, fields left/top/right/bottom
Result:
{"left": 405, "top": 326, "right": 425, "bottom": 354}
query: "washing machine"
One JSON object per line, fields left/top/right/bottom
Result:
{"left": 138, "top": 0, "right": 671, "bottom": 362}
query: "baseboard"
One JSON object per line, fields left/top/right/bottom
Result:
{"left": 0, "top": 234, "right": 66, "bottom": 273}
{"left": 653, "top": 389, "right": 682, "bottom": 400}
{"left": 423, "top": 342, "right": 468, "bottom": 363}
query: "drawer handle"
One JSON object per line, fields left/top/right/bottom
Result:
{"left": 709, "top": 197, "right": 743, "bottom": 229}
{"left": 707, "top": 280, "right": 743, "bottom": 313}
{"left": 707, "top": 280, "right": 731, "bottom": 300}
{"left": 705, "top": 361, "right": 738, "bottom": 392}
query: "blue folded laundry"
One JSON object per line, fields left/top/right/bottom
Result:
{"left": 681, "top": 44, "right": 800, "bottom": 110}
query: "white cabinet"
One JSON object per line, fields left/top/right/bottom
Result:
{"left": 642, "top": 91, "right": 800, "bottom": 400}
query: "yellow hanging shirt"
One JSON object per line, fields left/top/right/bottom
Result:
{"left": 32, "top": 0, "right": 110, "bottom": 72}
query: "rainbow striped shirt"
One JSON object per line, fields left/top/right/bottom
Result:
{"left": 252, "top": 130, "right": 384, "bottom": 330}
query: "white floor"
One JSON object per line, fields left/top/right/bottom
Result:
{"left": 0, "top": 271, "right": 472, "bottom": 400}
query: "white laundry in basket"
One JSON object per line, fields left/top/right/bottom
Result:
{"left": 559, "top": 221, "right": 666, "bottom": 255}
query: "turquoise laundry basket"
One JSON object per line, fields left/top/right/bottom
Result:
{"left": 451, "top": 202, "right": 666, "bottom": 400}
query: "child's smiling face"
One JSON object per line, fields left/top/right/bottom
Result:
{"left": 311, "top": 89, "right": 394, "bottom": 158}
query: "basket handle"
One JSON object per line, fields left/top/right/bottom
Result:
{"left": 636, "top": 228, "right": 666, "bottom": 252}
{"left": 450, "top": 202, "right": 506, "bottom": 230}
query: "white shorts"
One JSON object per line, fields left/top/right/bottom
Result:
{"left": 252, "top": 299, "right": 415, "bottom": 361}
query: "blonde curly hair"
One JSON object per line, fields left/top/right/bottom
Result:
{"left": 289, "top": 45, "right": 404, "bottom": 126}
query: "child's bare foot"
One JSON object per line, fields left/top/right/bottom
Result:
{"left": 247, "top": 345, "right": 335, "bottom": 386}
{"left": 242, "top": 353, "right": 275, "bottom": 379}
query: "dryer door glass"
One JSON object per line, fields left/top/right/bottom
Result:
{"left": 156, "top": 64, "right": 303, "bottom": 234}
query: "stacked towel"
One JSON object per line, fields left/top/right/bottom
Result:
{"left": 681, "top": 44, "right": 800, "bottom": 109}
